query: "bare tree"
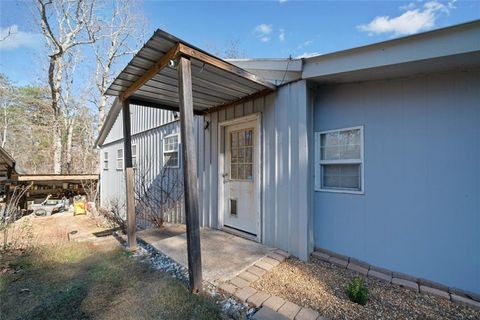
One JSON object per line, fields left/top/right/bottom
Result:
{"left": 60, "top": 50, "right": 82, "bottom": 173}
{"left": 0, "top": 75, "right": 16, "bottom": 148}
{"left": 0, "top": 26, "right": 14, "bottom": 42}
{"left": 92, "top": 0, "right": 144, "bottom": 132}
{"left": 80, "top": 179, "right": 99, "bottom": 207}
{"left": 35, "top": 0, "right": 97, "bottom": 173}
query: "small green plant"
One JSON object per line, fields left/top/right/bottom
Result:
{"left": 346, "top": 277, "right": 369, "bottom": 305}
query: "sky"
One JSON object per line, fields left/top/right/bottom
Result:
{"left": 0, "top": 0, "right": 479, "bottom": 87}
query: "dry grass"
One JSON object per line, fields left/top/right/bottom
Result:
{"left": 252, "top": 257, "right": 480, "bottom": 320}
{"left": 0, "top": 241, "right": 220, "bottom": 320}
{"left": 0, "top": 212, "right": 220, "bottom": 320}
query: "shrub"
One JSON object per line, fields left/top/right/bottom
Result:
{"left": 346, "top": 277, "right": 369, "bottom": 305}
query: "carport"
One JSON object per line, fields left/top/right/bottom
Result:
{"left": 99, "top": 29, "right": 275, "bottom": 291}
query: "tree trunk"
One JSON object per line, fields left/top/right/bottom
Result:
{"left": 98, "top": 94, "right": 106, "bottom": 132}
{"left": 48, "top": 55, "right": 63, "bottom": 174}
{"left": 65, "top": 119, "right": 74, "bottom": 174}
{"left": 1, "top": 102, "right": 7, "bottom": 148}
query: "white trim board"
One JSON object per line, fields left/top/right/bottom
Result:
{"left": 314, "top": 125, "right": 365, "bottom": 195}
{"left": 217, "top": 113, "right": 262, "bottom": 242}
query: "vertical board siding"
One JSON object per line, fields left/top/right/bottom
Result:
{"left": 100, "top": 105, "right": 195, "bottom": 227}
{"left": 313, "top": 69, "right": 480, "bottom": 294}
{"left": 100, "top": 84, "right": 312, "bottom": 259}
{"left": 197, "top": 81, "right": 311, "bottom": 259}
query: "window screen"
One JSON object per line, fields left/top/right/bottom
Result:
{"left": 116, "top": 149, "right": 123, "bottom": 170}
{"left": 103, "top": 152, "right": 109, "bottom": 170}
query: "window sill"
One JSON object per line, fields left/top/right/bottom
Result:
{"left": 315, "top": 188, "right": 364, "bottom": 195}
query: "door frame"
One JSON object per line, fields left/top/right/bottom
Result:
{"left": 218, "top": 113, "right": 262, "bottom": 242}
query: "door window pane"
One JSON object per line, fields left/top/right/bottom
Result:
{"left": 230, "top": 128, "right": 254, "bottom": 180}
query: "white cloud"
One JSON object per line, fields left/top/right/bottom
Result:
{"left": 279, "top": 29, "right": 285, "bottom": 42}
{"left": 357, "top": 1, "right": 453, "bottom": 36}
{"left": 298, "top": 40, "right": 313, "bottom": 48}
{"left": 255, "top": 24, "right": 273, "bottom": 35}
{"left": 279, "top": 0, "right": 288, "bottom": 3}
{"left": 0, "top": 25, "right": 43, "bottom": 50}
{"left": 296, "top": 52, "right": 320, "bottom": 59}
{"left": 254, "top": 23, "right": 273, "bottom": 42}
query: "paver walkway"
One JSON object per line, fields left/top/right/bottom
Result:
{"left": 137, "top": 225, "right": 329, "bottom": 319}
{"left": 217, "top": 249, "right": 327, "bottom": 320}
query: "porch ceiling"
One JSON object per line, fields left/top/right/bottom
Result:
{"left": 105, "top": 29, "right": 276, "bottom": 113}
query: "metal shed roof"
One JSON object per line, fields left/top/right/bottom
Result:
{"left": 105, "top": 29, "right": 276, "bottom": 113}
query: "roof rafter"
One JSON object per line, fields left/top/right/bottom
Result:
{"left": 120, "top": 43, "right": 181, "bottom": 101}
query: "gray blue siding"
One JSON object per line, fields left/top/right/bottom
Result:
{"left": 313, "top": 69, "right": 480, "bottom": 293}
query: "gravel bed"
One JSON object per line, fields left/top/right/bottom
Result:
{"left": 251, "top": 257, "right": 480, "bottom": 320}
{"left": 132, "top": 240, "right": 255, "bottom": 319}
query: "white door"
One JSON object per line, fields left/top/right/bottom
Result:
{"left": 222, "top": 119, "right": 259, "bottom": 237}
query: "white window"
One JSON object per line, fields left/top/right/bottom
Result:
{"left": 315, "top": 126, "right": 364, "bottom": 194}
{"left": 116, "top": 149, "right": 123, "bottom": 170}
{"left": 103, "top": 152, "right": 109, "bottom": 170}
{"left": 163, "top": 134, "right": 180, "bottom": 168}
{"left": 132, "top": 144, "right": 137, "bottom": 169}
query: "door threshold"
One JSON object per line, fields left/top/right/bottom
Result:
{"left": 222, "top": 225, "right": 259, "bottom": 242}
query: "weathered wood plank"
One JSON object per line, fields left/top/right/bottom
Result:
{"left": 122, "top": 100, "right": 137, "bottom": 250}
{"left": 178, "top": 43, "right": 276, "bottom": 90}
{"left": 177, "top": 56, "right": 203, "bottom": 292}
{"left": 120, "top": 44, "right": 180, "bottom": 101}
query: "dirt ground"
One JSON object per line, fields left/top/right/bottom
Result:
{"left": 0, "top": 212, "right": 220, "bottom": 320}
{"left": 252, "top": 257, "right": 480, "bottom": 320}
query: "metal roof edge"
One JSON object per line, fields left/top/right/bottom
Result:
{"left": 95, "top": 98, "right": 122, "bottom": 148}
{"left": 302, "top": 19, "right": 480, "bottom": 80}
{"left": 303, "top": 19, "right": 480, "bottom": 63}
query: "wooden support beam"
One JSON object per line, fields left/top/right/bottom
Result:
{"left": 4, "top": 166, "right": 12, "bottom": 214}
{"left": 129, "top": 98, "right": 205, "bottom": 115}
{"left": 177, "top": 56, "right": 203, "bottom": 292}
{"left": 122, "top": 99, "right": 137, "bottom": 250}
{"left": 178, "top": 43, "right": 276, "bottom": 90}
{"left": 201, "top": 88, "right": 273, "bottom": 115}
{"left": 120, "top": 43, "right": 181, "bottom": 101}
{"left": 16, "top": 174, "right": 99, "bottom": 182}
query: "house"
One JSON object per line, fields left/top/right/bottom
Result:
{"left": 96, "top": 20, "right": 480, "bottom": 295}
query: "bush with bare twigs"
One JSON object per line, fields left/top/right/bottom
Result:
{"left": 134, "top": 158, "right": 184, "bottom": 229}
{"left": 98, "top": 197, "right": 126, "bottom": 233}
{"left": 1, "top": 183, "right": 33, "bottom": 251}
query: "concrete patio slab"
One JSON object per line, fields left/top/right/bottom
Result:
{"left": 138, "top": 225, "right": 272, "bottom": 283}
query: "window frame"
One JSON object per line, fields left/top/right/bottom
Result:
{"left": 116, "top": 148, "right": 124, "bottom": 171}
{"left": 314, "top": 125, "right": 364, "bottom": 194}
{"left": 103, "top": 151, "right": 109, "bottom": 170}
{"left": 163, "top": 133, "right": 180, "bottom": 168}
{"left": 131, "top": 144, "right": 137, "bottom": 169}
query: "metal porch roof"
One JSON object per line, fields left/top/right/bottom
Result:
{"left": 105, "top": 29, "right": 276, "bottom": 113}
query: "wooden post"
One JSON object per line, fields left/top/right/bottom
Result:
{"left": 177, "top": 56, "right": 203, "bottom": 292}
{"left": 5, "top": 166, "right": 12, "bottom": 206}
{"left": 122, "top": 99, "right": 137, "bottom": 250}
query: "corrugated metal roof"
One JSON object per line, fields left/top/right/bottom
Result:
{"left": 105, "top": 29, "right": 275, "bottom": 112}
